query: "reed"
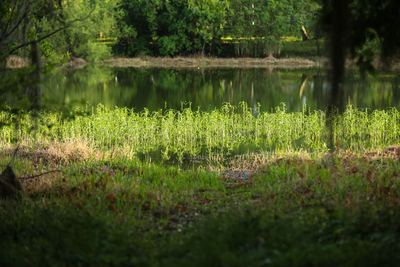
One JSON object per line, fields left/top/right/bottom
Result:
{"left": 1, "top": 103, "right": 399, "bottom": 161}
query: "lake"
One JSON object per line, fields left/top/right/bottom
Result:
{"left": 18, "top": 66, "right": 400, "bottom": 112}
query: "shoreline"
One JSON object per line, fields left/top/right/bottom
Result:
{"left": 6, "top": 55, "right": 400, "bottom": 70}
{"left": 105, "top": 56, "right": 322, "bottom": 69}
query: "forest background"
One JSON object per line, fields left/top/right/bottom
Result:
{"left": 3, "top": 1, "right": 400, "bottom": 265}
{"left": 0, "top": 0, "right": 321, "bottom": 65}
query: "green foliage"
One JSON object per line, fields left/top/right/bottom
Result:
{"left": 280, "top": 39, "right": 325, "bottom": 57}
{"left": 0, "top": 203, "right": 153, "bottom": 266}
{"left": 0, "top": 0, "right": 320, "bottom": 60}
{"left": 75, "top": 40, "right": 112, "bottom": 63}
{"left": 2, "top": 148, "right": 400, "bottom": 265}
{"left": 115, "top": 0, "right": 228, "bottom": 57}
{"left": 1, "top": 0, "right": 320, "bottom": 61}
{"left": 39, "top": 0, "right": 120, "bottom": 62}
{"left": 115, "top": 0, "right": 318, "bottom": 57}
{"left": 40, "top": 40, "right": 71, "bottom": 66}
{"left": 157, "top": 35, "right": 182, "bottom": 57}
{"left": 0, "top": 0, "right": 120, "bottom": 64}
{"left": 165, "top": 207, "right": 400, "bottom": 266}
{"left": 319, "top": 0, "right": 400, "bottom": 71}
{"left": 224, "top": 0, "right": 318, "bottom": 57}
{"left": 114, "top": 0, "right": 157, "bottom": 56}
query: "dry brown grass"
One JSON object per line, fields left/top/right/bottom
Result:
{"left": 62, "top": 56, "right": 87, "bottom": 69}
{"left": 3, "top": 140, "right": 400, "bottom": 197}
{"left": 0, "top": 140, "right": 139, "bottom": 166}
{"left": 0, "top": 140, "right": 143, "bottom": 196}
{"left": 0, "top": 140, "right": 102, "bottom": 196}
{"left": 1, "top": 140, "right": 97, "bottom": 165}
{"left": 21, "top": 170, "right": 65, "bottom": 197}
{"left": 209, "top": 146, "right": 400, "bottom": 181}
{"left": 207, "top": 151, "right": 315, "bottom": 173}
{"left": 6, "top": 55, "right": 30, "bottom": 68}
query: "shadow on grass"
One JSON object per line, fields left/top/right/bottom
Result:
{"left": 162, "top": 207, "right": 400, "bottom": 266}
{"left": 2, "top": 150, "right": 400, "bottom": 265}
{"left": 2, "top": 202, "right": 400, "bottom": 266}
{"left": 0, "top": 203, "right": 154, "bottom": 266}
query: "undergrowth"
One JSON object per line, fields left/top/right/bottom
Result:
{"left": 1, "top": 150, "right": 400, "bottom": 265}
{"left": 1, "top": 103, "right": 400, "bottom": 265}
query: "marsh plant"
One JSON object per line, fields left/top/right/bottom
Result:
{"left": 1, "top": 103, "right": 400, "bottom": 161}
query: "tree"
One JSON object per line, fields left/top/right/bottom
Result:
{"left": 225, "top": 0, "right": 313, "bottom": 57}
{"left": 224, "top": 0, "right": 257, "bottom": 56}
{"left": 0, "top": 0, "right": 120, "bottom": 66}
{"left": 115, "top": 0, "right": 228, "bottom": 57}
{"left": 36, "top": 0, "right": 120, "bottom": 63}
{"left": 0, "top": 0, "right": 121, "bottom": 112}
{"left": 0, "top": 1, "right": 66, "bottom": 110}
{"left": 319, "top": 0, "right": 400, "bottom": 150}
{"left": 189, "top": 0, "right": 229, "bottom": 56}
{"left": 260, "top": 0, "right": 296, "bottom": 57}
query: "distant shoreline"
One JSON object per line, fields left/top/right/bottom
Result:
{"left": 7, "top": 55, "right": 400, "bottom": 71}
{"left": 105, "top": 56, "right": 322, "bottom": 69}
{"left": 105, "top": 56, "right": 400, "bottom": 71}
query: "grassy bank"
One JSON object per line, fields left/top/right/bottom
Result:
{"left": 2, "top": 104, "right": 400, "bottom": 265}
{"left": 1, "top": 149, "right": 400, "bottom": 265}
{"left": 106, "top": 39, "right": 323, "bottom": 69}
{"left": 105, "top": 56, "right": 320, "bottom": 69}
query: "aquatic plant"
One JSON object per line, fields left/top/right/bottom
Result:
{"left": 1, "top": 103, "right": 399, "bottom": 161}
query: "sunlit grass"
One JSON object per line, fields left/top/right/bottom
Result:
{"left": 1, "top": 103, "right": 400, "bottom": 162}
{"left": 2, "top": 103, "right": 400, "bottom": 265}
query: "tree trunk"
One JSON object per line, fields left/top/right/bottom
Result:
{"left": 327, "top": 0, "right": 349, "bottom": 151}
{"left": 267, "top": 50, "right": 275, "bottom": 59}
{"left": 28, "top": 40, "right": 42, "bottom": 111}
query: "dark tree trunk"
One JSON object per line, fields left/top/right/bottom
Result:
{"left": 28, "top": 40, "right": 42, "bottom": 111}
{"left": 327, "top": 0, "right": 350, "bottom": 151}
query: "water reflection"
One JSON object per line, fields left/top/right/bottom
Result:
{"left": 23, "top": 66, "right": 400, "bottom": 112}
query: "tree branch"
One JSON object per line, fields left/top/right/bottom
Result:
{"left": 0, "top": 1, "right": 19, "bottom": 38}
{"left": 0, "top": 1, "right": 27, "bottom": 43}
{"left": 2, "top": 7, "right": 29, "bottom": 42}
{"left": 6, "top": 7, "right": 95, "bottom": 56}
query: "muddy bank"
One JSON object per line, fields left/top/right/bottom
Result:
{"left": 106, "top": 56, "right": 321, "bottom": 69}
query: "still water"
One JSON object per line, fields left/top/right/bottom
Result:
{"left": 41, "top": 66, "right": 400, "bottom": 112}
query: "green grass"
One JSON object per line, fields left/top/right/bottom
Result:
{"left": 2, "top": 152, "right": 400, "bottom": 265}
{"left": 2, "top": 103, "right": 400, "bottom": 265}
{"left": 2, "top": 103, "right": 400, "bottom": 162}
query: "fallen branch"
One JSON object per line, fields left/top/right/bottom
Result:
{"left": 19, "top": 169, "right": 62, "bottom": 180}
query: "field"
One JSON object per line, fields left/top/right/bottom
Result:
{"left": 1, "top": 104, "right": 400, "bottom": 265}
